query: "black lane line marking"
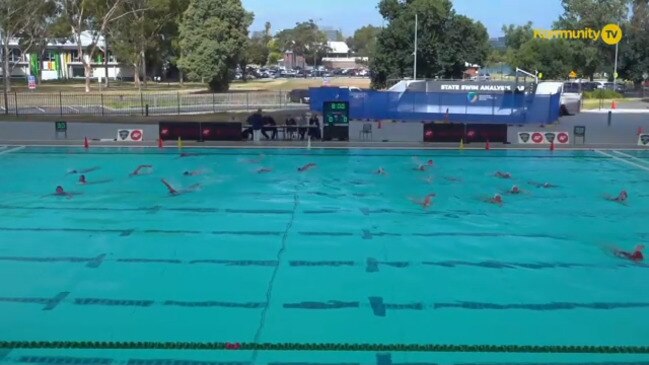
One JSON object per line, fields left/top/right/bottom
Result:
{"left": 128, "top": 360, "right": 250, "bottom": 365}
{"left": 289, "top": 261, "right": 355, "bottom": 267}
{"left": 0, "top": 292, "right": 69, "bottom": 311}
{"left": 283, "top": 301, "right": 360, "bottom": 310}
{"left": 17, "top": 356, "right": 113, "bottom": 365}
{"left": 163, "top": 300, "right": 266, "bottom": 309}
{"left": 189, "top": 260, "right": 278, "bottom": 266}
{"left": 74, "top": 298, "right": 154, "bottom": 307}
{"left": 225, "top": 209, "right": 293, "bottom": 214}
{"left": 0, "top": 227, "right": 133, "bottom": 236}
{"left": 298, "top": 232, "right": 355, "bottom": 237}
{"left": 411, "top": 232, "right": 567, "bottom": 240}
{"left": 117, "top": 259, "right": 183, "bottom": 264}
{"left": 302, "top": 210, "right": 341, "bottom": 214}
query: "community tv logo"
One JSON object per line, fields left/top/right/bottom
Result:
{"left": 533, "top": 24, "right": 622, "bottom": 45}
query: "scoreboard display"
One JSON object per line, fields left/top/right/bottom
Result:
{"left": 323, "top": 101, "right": 349, "bottom": 126}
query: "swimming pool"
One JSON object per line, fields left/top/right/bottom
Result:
{"left": 1, "top": 146, "right": 649, "bottom": 365}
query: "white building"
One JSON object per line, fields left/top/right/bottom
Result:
{"left": 0, "top": 32, "right": 132, "bottom": 81}
{"left": 322, "top": 41, "right": 368, "bottom": 69}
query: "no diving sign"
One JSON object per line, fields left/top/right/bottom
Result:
{"left": 117, "top": 129, "right": 143, "bottom": 142}
{"left": 639, "top": 134, "right": 649, "bottom": 147}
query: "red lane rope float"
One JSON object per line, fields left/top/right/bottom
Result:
{"left": 0, "top": 342, "right": 648, "bottom": 354}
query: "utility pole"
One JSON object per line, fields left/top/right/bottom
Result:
{"left": 413, "top": 13, "right": 418, "bottom": 80}
{"left": 613, "top": 43, "right": 618, "bottom": 90}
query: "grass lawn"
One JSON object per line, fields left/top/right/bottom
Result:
{"left": 581, "top": 98, "right": 645, "bottom": 110}
{"left": 7, "top": 77, "right": 371, "bottom": 94}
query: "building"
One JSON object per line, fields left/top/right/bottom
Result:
{"left": 280, "top": 51, "right": 306, "bottom": 69}
{"left": 321, "top": 41, "right": 368, "bottom": 69}
{"left": 0, "top": 32, "right": 132, "bottom": 81}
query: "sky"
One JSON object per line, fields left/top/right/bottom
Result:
{"left": 242, "top": 0, "right": 565, "bottom": 38}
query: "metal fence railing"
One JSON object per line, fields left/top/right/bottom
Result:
{"left": 0, "top": 91, "right": 307, "bottom": 117}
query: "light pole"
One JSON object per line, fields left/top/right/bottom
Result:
{"left": 413, "top": 13, "right": 418, "bottom": 80}
{"left": 613, "top": 42, "right": 619, "bottom": 90}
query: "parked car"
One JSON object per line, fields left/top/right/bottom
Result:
{"left": 288, "top": 89, "right": 310, "bottom": 104}
{"left": 604, "top": 82, "right": 626, "bottom": 93}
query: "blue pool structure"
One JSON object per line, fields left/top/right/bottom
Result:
{"left": 1, "top": 146, "right": 649, "bottom": 365}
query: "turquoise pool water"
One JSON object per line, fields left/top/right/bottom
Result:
{"left": 1, "top": 147, "right": 649, "bottom": 365}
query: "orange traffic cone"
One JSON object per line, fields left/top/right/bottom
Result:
{"left": 550, "top": 141, "right": 555, "bottom": 151}
{"left": 158, "top": 138, "right": 163, "bottom": 148}
{"left": 83, "top": 137, "right": 89, "bottom": 149}
{"left": 485, "top": 140, "right": 490, "bottom": 150}
{"left": 611, "top": 100, "right": 618, "bottom": 109}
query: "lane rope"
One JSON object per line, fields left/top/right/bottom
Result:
{"left": 0, "top": 341, "right": 648, "bottom": 353}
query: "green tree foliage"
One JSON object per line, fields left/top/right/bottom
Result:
{"left": 502, "top": 22, "right": 533, "bottom": 50}
{"left": 276, "top": 20, "right": 328, "bottom": 66}
{"left": 110, "top": 0, "right": 183, "bottom": 89}
{"left": 0, "top": 0, "right": 53, "bottom": 91}
{"left": 619, "top": 0, "right": 649, "bottom": 85}
{"left": 178, "top": 0, "right": 251, "bottom": 91}
{"left": 370, "top": 0, "right": 489, "bottom": 89}
{"left": 347, "top": 25, "right": 380, "bottom": 57}
{"left": 554, "top": 0, "right": 630, "bottom": 79}
{"left": 510, "top": 38, "right": 575, "bottom": 79}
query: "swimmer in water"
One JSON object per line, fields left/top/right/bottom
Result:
{"left": 529, "top": 181, "right": 558, "bottom": 188}
{"left": 179, "top": 152, "right": 202, "bottom": 158}
{"left": 298, "top": 163, "right": 316, "bottom": 172}
{"left": 51, "top": 185, "right": 78, "bottom": 198}
{"left": 409, "top": 193, "right": 436, "bottom": 209}
{"left": 485, "top": 193, "right": 503, "bottom": 206}
{"left": 130, "top": 164, "right": 153, "bottom": 176}
{"left": 78, "top": 175, "right": 112, "bottom": 185}
{"left": 611, "top": 244, "right": 644, "bottom": 262}
{"left": 79, "top": 175, "right": 87, "bottom": 184}
{"left": 411, "top": 157, "right": 428, "bottom": 171}
{"left": 67, "top": 166, "right": 100, "bottom": 175}
{"left": 606, "top": 190, "right": 628, "bottom": 204}
{"left": 257, "top": 167, "right": 273, "bottom": 174}
{"left": 494, "top": 171, "right": 512, "bottom": 179}
{"left": 161, "top": 179, "right": 201, "bottom": 196}
{"left": 509, "top": 185, "right": 521, "bottom": 194}
{"left": 376, "top": 167, "right": 387, "bottom": 175}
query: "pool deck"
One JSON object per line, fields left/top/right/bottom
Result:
{"left": 0, "top": 139, "right": 647, "bottom": 150}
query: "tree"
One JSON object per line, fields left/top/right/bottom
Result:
{"left": 267, "top": 38, "right": 282, "bottom": 65}
{"left": 509, "top": 38, "right": 575, "bottom": 79}
{"left": 370, "top": 0, "right": 490, "bottom": 88}
{"left": 502, "top": 22, "right": 533, "bottom": 50}
{"left": 178, "top": 0, "right": 251, "bottom": 92}
{"left": 275, "top": 20, "right": 328, "bottom": 66}
{"left": 54, "top": 0, "right": 142, "bottom": 92}
{"left": 554, "top": 0, "right": 630, "bottom": 79}
{"left": 347, "top": 25, "right": 380, "bottom": 57}
{"left": 0, "top": 0, "right": 53, "bottom": 92}
{"left": 110, "top": 0, "right": 178, "bottom": 89}
{"left": 619, "top": 0, "right": 649, "bottom": 86}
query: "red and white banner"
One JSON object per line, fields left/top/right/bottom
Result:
{"left": 638, "top": 134, "right": 649, "bottom": 147}
{"left": 517, "top": 131, "right": 569, "bottom": 145}
{"left": 116, "top": 129, "right": 144, "bottom": 142}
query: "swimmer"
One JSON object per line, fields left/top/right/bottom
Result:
{"left": 606, "top": 190, "right": 628, "bottom": 204}
{"left": 78, "top": 175, "right": 112, "bottom": 185}
{"left": 257, "top": 167, "right": 273, "bottom": 174}
{"left": 529, "top": 181, "right": 558, "bottom": 188}
{"left": 51, "top": 185, "right": 78, "bottom": 198}
{"left": 409, "top": 193, "right": 436, "bottom": 209}
{"left": 67, "top": 166, "right": 100, "bottom": 175}
{"left": 183, "top": 169, "right": 206, "bottom": 176}
{"left": 485, "top": 193, "right": 503, "bottom": 206}
{"left": 298, "top": 163, "right": 316, "bottom": 172}
{"left": 161, "top": 179, "right": 201, "bottom": 196}
{"left": 509, "top": 185, "right": 521, "bottom": 194}
{"left": 129, "top": 164, "right": 153, "bottom": 176}
{"left": 611, "top": 244, "right": 644, "bottom": 262}
{"left": 375, "top": 167, "right": 387, "bottom": 175}
{"left": 79, "top": 175, "right": 87, "bottom": 184}
{"left": 427, "top": 159, "right": 434, "bottom": 166}
{"left": 494, "top": 171, "right": 511, "bottom": 179}
{"left": 411, "top": 157, "right": 428, "bottom": 171}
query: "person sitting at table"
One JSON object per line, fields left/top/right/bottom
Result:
{"left": 309, "top": 114, "right": 321, "bottom": 140}
{"left": 262, "top": 115, "right": 278, "bottom": 140}
{"left": 286, "top": 115, "right": 297, "bottom": 139}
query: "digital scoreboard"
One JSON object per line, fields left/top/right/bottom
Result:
{"left": 323, "top": 101, "right": 349, "bottom": 126}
